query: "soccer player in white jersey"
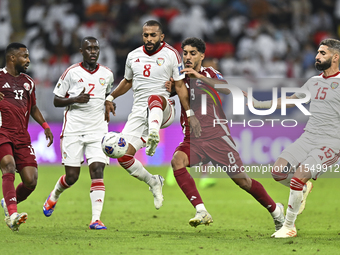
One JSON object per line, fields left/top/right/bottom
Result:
{"left": 248, "top": 38, "right": 340, "bottom": 238}
{"left": 105, "top": 20, "right": 200, "bottom": 210}
{"left": 43, "top": 37, "right": 114, "bottom": 230}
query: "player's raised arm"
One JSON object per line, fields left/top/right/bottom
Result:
{"left": 244, "top": 91, "right": 301, "bottom": 109}
{"left": 30, "top": 104, "right": 53, "bottom": 147}
{"left": 104, "top": 78, "right": 132, "bottom": 122}
{"left": 175, "top": 79, "right": 201, "bottom": 137}
{"left": 181, "top": 68, "right": 230, "bottom": 95}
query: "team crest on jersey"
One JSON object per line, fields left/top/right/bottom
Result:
{"left": 156, "top": 58, "right": 165, "bottom": 66}
{"left": 330, "top": 82, "right": 339, "bottom": 89}
{"left": 23, "top": 82, "right": 30, "bottom": 91}
{"left": 99, "top": 78, "right": 105, "bottom": 86}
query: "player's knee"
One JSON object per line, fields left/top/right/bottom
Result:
{"left": 65, "top": 173, "right": 79, "bottom": 185}
{"left": 23, "top": 177, "right": 37, "bottom": 189}
{"left": 171, "top": 154, "right": 185, "bottom": 170}
{"left": 0, "top": 158, "right": 16, "bottom": 174}
{"left": 148, "top": 95, "right": 163, "bottom": 109}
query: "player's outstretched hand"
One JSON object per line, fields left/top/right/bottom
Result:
{"left": 105, "top": 101, "right": 116, "bottom": 122}
{"left": 0, "top": 92, "right": 4, "bottom": 101}
{"left": 75, "top": 87, "right": 90, "bottom": 103}
{"left": 44, "top": 128, "right": 54, "bottom": 147}
{"left": 189, "top": 115, "right": 201, "bottom": 138}
{"left": 181, "top": 68, "right": 203, "bottom": 79}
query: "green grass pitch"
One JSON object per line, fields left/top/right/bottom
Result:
{"left": 1, "top": 165, "right": 340, "bottom": 255}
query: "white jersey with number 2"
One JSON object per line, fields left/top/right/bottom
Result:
{"left": 54, "top": 62, "right": 114, "bottom": 137}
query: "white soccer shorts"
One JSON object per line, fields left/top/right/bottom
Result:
{"left": 279, "top": 131, "right": 340, "bottom": 179}
{"left": 61, "top": 133, "right": 109, "bottom": 167}
{"left": 122, "top": 98, "right": 175, "bottom": 151}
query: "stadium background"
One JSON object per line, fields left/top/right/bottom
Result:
{"left": 1, "top": 0, "right": 339, "bottom": 165}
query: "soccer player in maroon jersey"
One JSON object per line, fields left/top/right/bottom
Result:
{"left": 0, "top": 42, "right": 53, "bottom": 231}
{"left": 169, "top": 37, "right": 284, "bottom": 229}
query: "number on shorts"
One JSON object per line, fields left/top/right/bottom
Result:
{"left": 321, "top": 146, "right": 334, "bottom": 159}
{"left": 228, "top": 152, "right": 236, "bottom": 164}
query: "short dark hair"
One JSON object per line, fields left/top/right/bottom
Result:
{"left": 181, "top": 37, "right": 206, "bottom": 53}
{"left": 320, "top": 38, "right": 340, "bottom": 54}
{"left": 5, "top": 42, "right": 27, "bottom": 56}
{"left": 81, "top": 36, "right": 98, "bottom": 48}
{"left": 143, "top": 20, "right": 163, "bottom": 33}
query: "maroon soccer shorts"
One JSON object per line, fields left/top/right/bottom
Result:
{"left": 0, "top": 133, "right": 37, "bottom": 172}
{"left": 174, "top": 136, "right": 244, "bottom": 176}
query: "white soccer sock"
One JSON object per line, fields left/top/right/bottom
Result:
{"left": 270, "top": 204, "right": 281, "bottom": 218}
{"left": 120, "top": 156, "right": 153, "bottom": 183}
{"left": 148, "top": 107, "right": 163, "bottom": 132}
{"left": 195, "top": 203, "right": 207, "bottom": 212}
{"left": 285, "top": 178, "right": 304, "bottom": 228}
{"left": 90, "top": 190, "right": 105, "bottom": 222}
{"left": 50, "top": 175, "right": 71, "bottom": 202}
{"left": 90, "top": 179, "right": 105, "bottom": 222}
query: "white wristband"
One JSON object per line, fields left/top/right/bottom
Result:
{"left": 106, "top": 95, "right": 114, "bottom": 102}
{"left": 252, "top": 99, "right": 272, "bottom": 109}
{"left": 186, "top": 109, "right": 195, "bottom": 117}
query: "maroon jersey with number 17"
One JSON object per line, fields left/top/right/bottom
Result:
{"left": 0, "top": 68, "right": 36, "bottom": 140}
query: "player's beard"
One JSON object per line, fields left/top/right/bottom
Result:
{"left": 315, "top": 57, "right": 332, "bottom": 71}
{"left": 144, "top": 40, "right": 161, "bottom": 54}
{"left": 16, "top": 63, "right": 27, "bottom": 73}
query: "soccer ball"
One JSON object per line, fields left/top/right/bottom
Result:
{"left": 101, "top": 132, "right": 128, "bottom": 158}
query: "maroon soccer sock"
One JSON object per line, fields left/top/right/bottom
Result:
{"left": 174, "top": 167, "right": 203, "bottom": 207}
{"left": 247, "top": 179, "right": 276, "bottom": 213}
{"left": 16, "top": 182, "right": 35, "bottom": 204}
{"left": 2, "top": 173, "right": 17, "bottom": 215}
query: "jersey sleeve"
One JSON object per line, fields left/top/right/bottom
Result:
{"left": 124, "top": 53, "right": 133, "bottom": 81}
{"left": 53, "top": 71, "right": 71, "bottom": 97}
{"left": 170, "top": 51, "right": 185, "bottom": 81}
{"left": 106, "top": 71, "right": 114, "bottom": 94}
{"left": 208, "top": 67, "right": 226, "bottom": 81}
{"left": 30, "top": 83, "right": 37, "bottom": 106}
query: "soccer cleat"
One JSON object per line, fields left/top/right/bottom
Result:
{"left": 89, "top": 220, "right": 107, "bottom": 230}
{"left": 271, "top": 225, "right": 297, "bottom": 238}
{"left": 273, "top": 203, "right": 285, "bottom": 231}
{"left": 189, "top": 210, "right": 213, "bottom": 227}
{"left": 146, "top": 129, "right": 160, "bottom": 156}
{"left": 297, "top": 180, "right": 313, "bottom": 215}
{"left": 148, "top": 175, "right": 164, "bottom": 209}
{"left": 1, "top": 198, "right": 10, "bottom": 227}
{"left": 43, "top": 193, "right": 57, "bottom": 217}
{"left": 9, "top": 212, "right": 28, "bottom": 232}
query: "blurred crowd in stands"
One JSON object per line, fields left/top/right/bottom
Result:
{"left": 1, "top": 0, "right": 340, "bottom": 87}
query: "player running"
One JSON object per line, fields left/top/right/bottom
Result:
{"left": 0, "top": 43, "right": 53, "bottom": 231}
{"left": 169, "top": 37, "right": 285, "bottom": 230}
{"left": 248, "top": 38, "right": 340, "bottom": 238}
